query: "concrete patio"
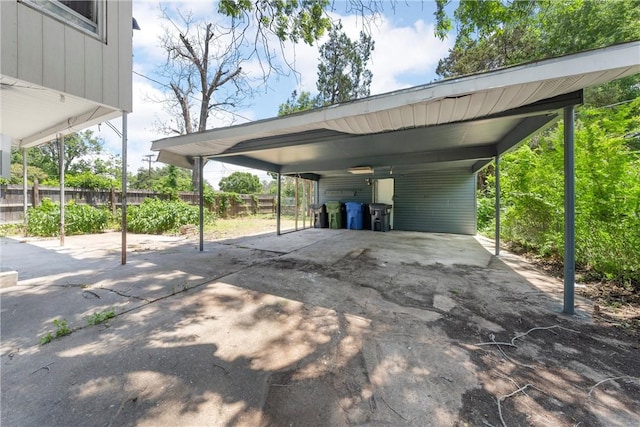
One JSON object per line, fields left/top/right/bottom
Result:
{"left": 1, "top": 230, "right": 638, "bottom": 426}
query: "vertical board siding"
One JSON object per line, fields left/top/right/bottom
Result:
{"left": 117, "top": 0, "right": 132, "bottom": 111}
{"left": 1, "top": 1, "right": 19, "bottom": 77}
{"left": 393, "top": 170, "right": 476, "bottom": 235}
{"left": 5, "top": 1, "right": 131, "bottom": 111}
{"left": 102, "top": 0, "right": 119, "bottom": 108}
{"left": 84, "top": 37, "right": 103, "bottom": 101}
{"left": 318, "top": 176, "right": 372, "bottom": 205}
{"left": 17, "top": 5, "right": 43, "bottom": 86}
{"left": 64, "top": 25, "right": 85, "bottom": 96}
{"left": 42, "top": 18, "right": 65, "bottom": 91}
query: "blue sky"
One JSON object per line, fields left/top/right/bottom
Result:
{"left": 95, "top": 1, "right": 455, "bottom": 188}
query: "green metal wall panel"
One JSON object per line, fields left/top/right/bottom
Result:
{"left": 393, "top": 170, "right": 476, "bottom": 235}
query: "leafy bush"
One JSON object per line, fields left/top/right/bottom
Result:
{"left": 202, "top": 189, "right": 244, "bottom": 218}
{"left": 476, "top": 194, "right": 495, "bottom": 233}
{"left": 127, "top": 198, "right": 208, "bottom": 234}
{"left": 27, "top": 199, "right": 111, "bottom": 237}
{"left": 66, "top": 172, "right": 118, "bottom": 190}
{"left": 485, "top": 99, "right": 640, "bottom": 285}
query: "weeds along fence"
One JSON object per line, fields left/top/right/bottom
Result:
{"left": 0, "top": 184, "right": 277, "bottom": 224}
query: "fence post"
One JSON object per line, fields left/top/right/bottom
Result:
{"left": 32, "top": 178, "right": 40, "bottom": 208}
{"left": 110, "top": 187, "right": 116, "bottom": 215}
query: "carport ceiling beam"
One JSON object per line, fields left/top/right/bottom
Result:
{"left": 496, "top": 114, "right": 559, "bottom": 155}
{"left": 489, "top": 90, "right": 583, "bottom": 119}
{"left": 212, "top": 155, "right": 281, "bottom": 173}
{"left": 217, "top": 129, "right": 349, "bottom": 155}
{"left": 279, "top": 145, "right": 497, "bottom": 174}
{"left": 284, "top": 173, "right": 321, "bottom": 181}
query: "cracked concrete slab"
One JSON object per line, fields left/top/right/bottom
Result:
{"left": 1, "top": 230, "right": 638, "bottom": 426}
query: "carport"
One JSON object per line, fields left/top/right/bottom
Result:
{"left": 151, "top": 41, "right": 640, "bottom": 315}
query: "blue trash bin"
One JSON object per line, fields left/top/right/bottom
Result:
{"left": 345, "top": 202, "right": 364, "bottom": 230}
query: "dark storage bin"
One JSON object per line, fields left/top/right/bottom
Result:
{"left": 309, "top": 204, "right": 328, "bottom": 228}
{"left": 345, "top": 202, "right": 364, "bottom": 230}
{"left": 363, "top": 203, "right": 371, "bottom": 230}
{"left": 369, "top": 203, "right": 392, "bottom": 232}
{"left": 325, "top": 201, "right": 343, "bottom": 229}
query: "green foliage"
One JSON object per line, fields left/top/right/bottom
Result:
{"left": 8, "top": 162, "right": 49, "bottom": 185}
{"left": 28, "top": 130, "right": 105, "bottom": 177}
{"left": 435, "top": 0, "right": 640, "bottom": 80}
{"left": 129, "top": 164, "right": 194, "bottom": 192}
{"left": 205, "top": 192, "right": 244, "bottom": 218}
{"left": 218, "top": 0, "right": 331, "bottom": 45}
{"left": 493, "top": 100, "right": 640, "bottom": 285}
{"left": 66, "top": 171, "right": 118, "bottom": 190}
{"left": 316, "top": 21, "right": 374, "bottom": 105}
{"left": 0, "top": 223, "right": 25, "bottom": 237}
{"left": 26, "top": 199, "right": 111, "bottom": 237}
{"left": 278, "top": 90, "right": 320, "bottom": 116}
{"left": 85, "top": 309, "right": 116, "bottom": 326}
{"left": 218, "top": 172, "right": 262, "bottom": 194}
{"left": 40, "top": 319, "right": 71, "bottom": 345}
{"left": 39, "top": 332, "right": 54, "bottom": 345}
{"left": 127, "top": 198, "right": 207, "bottom": 234}
{"left": 476, "top": 193, "right": 495, "bottom": 233}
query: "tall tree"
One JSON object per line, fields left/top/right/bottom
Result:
{"left": 278, "top": 90, "right": 319, "bottom": 116}
{"left": 434, "top": 0, "right": 640, "bottom": 99}
{"left": 277, "top": 21, "right": 375, "bottom": 116}
{"left": 218, "top": 171, "right": 262, "bottom": 194}
{"left": 28, "top": 130, "right": 103, "bottom": 178}
{"left": 154, "top": 11, "right": 248, "bottom": 136}
{"left": 316, "top": 22, "right": 374, "bottom": 105}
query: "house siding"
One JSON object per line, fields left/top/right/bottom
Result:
{"left": 318, "top": 176, "right": 372, "bottom": 205}
{"left": 1, "top": 0, "right": 132, "bottom": 112}
{"left": 393, "top": 170, "right": 476, "bottom": 235}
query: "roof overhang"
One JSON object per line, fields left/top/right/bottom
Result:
{"left": 0, "top": 76, "right": 121, "bottom": 148}
{"left": 152, "top": 41, "right": 640, "bottom": 178}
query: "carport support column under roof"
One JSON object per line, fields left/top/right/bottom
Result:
{"left": 198, "top": 156, "right": 204, "bottom": 252}
{"left": 495, "top": 154, "right": 501, "bottom": 256}
{"left": 276, "top": 173, "right": 282, "bottom": 236}
{"left": 564, "top": 106, "right": 576, "bottom": 315}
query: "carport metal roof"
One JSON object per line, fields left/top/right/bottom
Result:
{"left": 151, "top": 41, "right": 640, "bottom": 178}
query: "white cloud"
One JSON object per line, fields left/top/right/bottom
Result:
{"left": 362, "top": 19, "right": 451, "bottom": 94}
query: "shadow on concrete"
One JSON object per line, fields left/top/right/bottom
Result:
{"left": 1, "top": 230, "right": 639, "bottom": 426}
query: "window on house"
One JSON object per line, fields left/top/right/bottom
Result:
{"left": 20, "top": 0, "right": 104, "bottom": 39}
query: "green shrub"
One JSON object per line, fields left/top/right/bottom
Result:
{"left": 476, "top": 194, "right": 495, "bottom": 233}
{"left": 27, "top": 199, "right": 111, "bottom": 237}
{"left": 127, "top": 198, "right": 208, "bottom": 234}
{"left": 66, "top": 172, "right": 118, "bottom": 190}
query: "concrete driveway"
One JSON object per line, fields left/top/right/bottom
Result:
{"left": 1, "top": 230, "right": 638, "bottom": 426}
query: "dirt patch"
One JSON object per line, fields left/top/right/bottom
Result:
{"left": 251, "top": 247, "right": 640, "bottom": 426}
{"left": 503, "top": 242, "right": 640, "bottom": 337}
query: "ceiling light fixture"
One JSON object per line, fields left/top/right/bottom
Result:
{"left": 348, "top": 166, "right": 373, "bottom": 175}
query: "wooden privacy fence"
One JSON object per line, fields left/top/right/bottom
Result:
{"left": 0, "top": 184, "right": 277, "bottom": 223}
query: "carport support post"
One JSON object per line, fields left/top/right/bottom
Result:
{"left": 276, "top": 173, "right": 281, "bottom": 236}
{"left": 121, "top": 112, "right": 128, "bottom": 265}
{"left": 563, "top": 106, "right": 576, "bottom": 315}
{"left": 198, "top": 156, "right": 204, "bottom": 252}
{"left": 22, "top": 147, "right": 27, "bottom": 226}
{"left": 495, "top": 154, "right": 500, "bottom": 256}
{"left": 58, "top": 134, "right": 65, "bottom": 246}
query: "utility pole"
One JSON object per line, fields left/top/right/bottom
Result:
{"left": 143, "top": 154, "right": 154, "bottom": 178}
